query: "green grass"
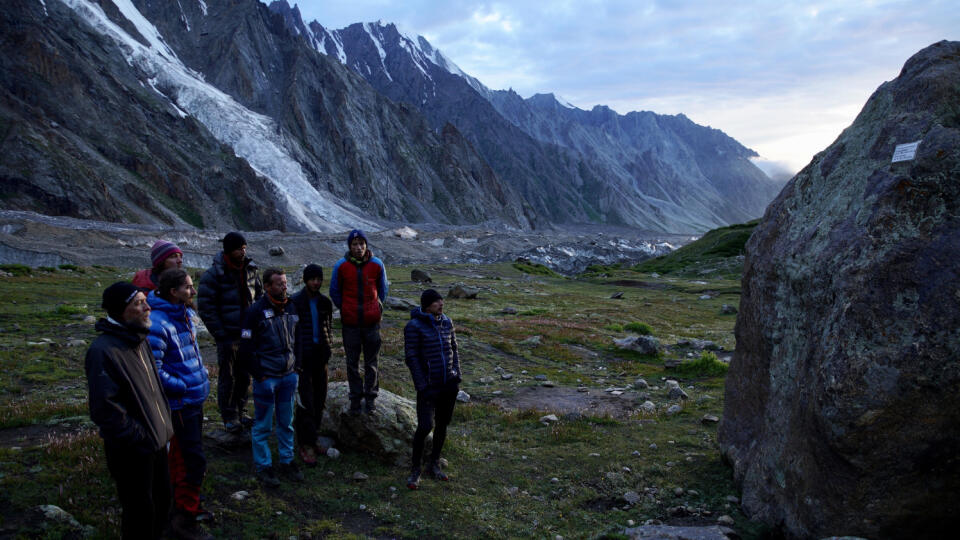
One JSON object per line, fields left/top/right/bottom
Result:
{"left": 512, "top": 261, "right": 561, "bottom": 277}
{"left": 0, "top": 262, "right": 753, "bottom": 538}
{"left": 675, "top": 352, "right": 729, "bottom": 377}
{"left": 634, "top": 220, "right": 758, "bottom": 278}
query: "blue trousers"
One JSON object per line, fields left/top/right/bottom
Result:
{"left": 251, "top": 372, "right": 298, "bottom": 471}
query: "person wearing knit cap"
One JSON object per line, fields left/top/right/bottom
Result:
{"left": 403, "top": 289, "right": 462, "bottom": 489}
{"left": 132, "top": 240, "right": 184, "bottom": 293}
{"left": 86, "top": 282, "right": 174, "bottom": 538}
{"left": 330, "top": 229, "right": 389, "bottom": 414}
{"left": 197, "top": 232, "right": 262, "bottom": 436}
{"left": 290, "top": 264, "right": 333, "bottom": 465}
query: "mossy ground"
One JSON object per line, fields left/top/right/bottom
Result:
{"left": 0, "top": 263, "right": 762, "bottom": 538}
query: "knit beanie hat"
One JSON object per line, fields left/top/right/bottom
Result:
{"left": 150, "top": 240, "right": 182, "bottom": 268}
{"left": 102, "top": 281, "right": 140, "bottom": 321}
{"left": 222, "top": 231, "right": 247, "bottom": 253}
{"left": 347, "top": 229, "right": 368, "bottom": 246}
{"left": 303, "top": 263, "right": 324, "bottom": 282}
{"left": 420, "top": 289, "right": 443, "bottom": 309}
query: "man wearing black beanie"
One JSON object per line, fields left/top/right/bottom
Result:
{"left": 291, "top": 264, "right": 333, "bottom": 465}
{"left": 403, "top": 289, "right": 462, "bottom": 489}
{"left": 198, "top": 232, "right": 263, "bottom": 436}
{"left": 86, "top": 282, "right": 174, "bottom": 538}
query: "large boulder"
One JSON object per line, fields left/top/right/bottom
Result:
{"left": 719, "top": 41, "right": 960, "bottom": 539}
{"left": 320, "top": 382, "right": 427, "bottom": 465}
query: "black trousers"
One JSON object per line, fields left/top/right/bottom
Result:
{"left": 216, "top": 340, "right": 249, "bottom": 424}
{"left": 294, "top": 352, "right": 328, "bottom": 446}
{"left": 342, "top": 326, "right": 381, "bottom": 402}
{"left": 104, "top": 441, "right": 171, "bottom": 539}
{"left": 412, "top": 382, "right": 459, "bottom": 468}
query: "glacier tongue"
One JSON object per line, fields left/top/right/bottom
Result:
{"left": 59, "top": 0, "right": 377, "bottom": 233}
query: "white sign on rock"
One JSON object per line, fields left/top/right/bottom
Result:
{"left": 891, "top": 141, "right": 921, "bottom": 163}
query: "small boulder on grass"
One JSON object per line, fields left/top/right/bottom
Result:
{"left": 614, "top": 335, "right": 660, "bottom": 356}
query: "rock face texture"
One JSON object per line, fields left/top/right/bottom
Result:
{"left": 719, "top": 41, "right": 960, "bottom": 539}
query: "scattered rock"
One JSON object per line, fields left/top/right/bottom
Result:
{"left": 675, "top": 338, "right": 720, "bottom": 350}
{"left": 639, "top": 401, "right": 656, "bottom": 414}
{"left": 589, "top": 452, "right": 601, "bottom": 457}
{"left": 447, "top": 284, "right": 479, "bottom": 299}
{"left": 534, "top": 374, "right": 548, "bottom": 381}
{"left": 720, "top": 304, "right": 738, "bottom": 314}
{"left": 33, "top": 504, "right": 94, "bottom": 537}
{"left": 393, "top": 226, "right": 418, "bottom": 240}
{"left": 65, "top": 339, "right": 87, "bottom": 347}
{"left": 506, "top": 486, "right": 520, "bottom": 496}
{"left": 663, "top": 359, "right": 682, "bottom": 369}
{"left": 550, "top": 477, "right": 559, "bottom": 484}
{"left": 519, "top": 335, "right": 542, "bottom": 346}
{"left": 717, "top": 515, "right": 735, "bottom": 526}
{"left": 410, "top": 269, "right": 432, "bottom": 282}
{"left": 501, "top": 373, "right": 513, "bottom": 380}
{"left": 666, "top": 405, "right": 682, "bottom": 415}
{"left": 674, "top": 487, "right": 684, "bottom": 496}
{"left": 539, "top": 414, "right": 559, "bottom": 423}
{"left": 456, "top": 390, "right": 471, "bottom": 403}
{"left": 634, "top": 378, "right": 649, "bottom": 389}
{"left": 577, "top": 386, "right": 588, "bottom": 392}
{"left": 699, "top": 294, "right": 712, "bottom": 300}
{"left": 624, "top": 524, "right": 732, "bottom": 540}
{"left": 231, "top": 490, "right": 250, "bottom": 501}
{"left": 325, "top": 447, "right": 341, "bottom": 459}
{"left": 610, "top": 292, "right": 624, "bottom": 299}
{"left": 614, "top": 335, "right": 660, "bottom": 356}
{"left": 501, "top": 306, "right": 518, "bottom": 314}
{"left": 384, "top": 296, "right": 417, "bottom": 311}
{"left": 668, "top": 387, "right": 689, "bottom": 401}
{"left": 352, "top": 472, "right": 369, "bottom": 482}
{"left": 83, "top": 315, "right": 97, "bottom": 324}
{"left": 701, "top": 414, "right": 720, "bottom": 424}
{"left": 478, "top": 376, "right": 494, "bottom": 384}
{"left": 623, "top": 491, "right": 642, "bottom": 505}
{"left": 268, "top": 246, "right": 284, "bottom": 256}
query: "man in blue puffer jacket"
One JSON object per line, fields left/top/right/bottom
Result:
{"left": 147, "top": 269, "right": 213, "bottom": 539}
{"left": 403, "top": 289, "right": 462, "bottom": 490}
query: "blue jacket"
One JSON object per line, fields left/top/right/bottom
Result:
{"left": 240, "top": 295, "right": 299, "bottom": 380}
{"left": 147, "top": 292, "right": 210, "bottom": 410}
{"left": 404, "top": 308, "right": 461, "bottom": 392}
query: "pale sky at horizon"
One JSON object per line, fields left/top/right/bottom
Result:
{"left": 287, "top": 1, "right": 959, "bottom": 175}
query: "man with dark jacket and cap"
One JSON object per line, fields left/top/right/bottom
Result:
{"left": 291, "top": 264, "right": 333, "bottom": 465}
{"left": 239, "top": 268, "right": 302, "bottom": 487}
{"left": 133, "top": 239, "right": 184, "bottom": 293}
{"left": 86, "top": 282, "right": 174, "bottom": 538}
{"left": 330, "top": 229, "right": 388, "bottom": 414}
{"left": 198, "top": 232, "right": 263, "bottom": 435}
{"left": 403, "top": 289, "right": 462, "bottom": 490}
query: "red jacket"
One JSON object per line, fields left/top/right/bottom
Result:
{"left": 329, "top": 251, "right": 388, "bottom": 327}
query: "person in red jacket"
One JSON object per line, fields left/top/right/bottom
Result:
{"left": 329, "top": 230, "right": 389, "bottom": 414}
{"left": 132, "top": 240, "right": 184, "bottom": 292}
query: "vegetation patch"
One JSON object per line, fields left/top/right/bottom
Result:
{"left": 624, "top": 321, "right": 653, "bottom": 335}
{"left": 676, "top": 351, "right": 730, "bottom": 377}
{"left": 0, "top": 263, "right": 32, "bottom": 276}
{"left": 512, "top": 261, "right": 560, "bottom": 277}
{"left": 634, "top": 220, "right": 758, "bottom": 277}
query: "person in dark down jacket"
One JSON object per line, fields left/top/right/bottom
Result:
{"left": 132, "top": 239, "right": 184, "bottom": 293}
{"left": 239, "top": 268, "right": 302, "bottom": 487}
{"left": 147, "top": 269, "right": 213, "bottom": 540}
{"left": 404, "top": 289, "right": 462, "bottom": 490}
{"left": 197, "top": 232, "right": 262, "bottom": 435}
{"left": 86, "top": 282, "right": 174, "bottom": 539}
{"left": 290, "top": 264, "right": 333, "bottom": 465}
{"left": 329, "top": 229, "right": 388, "bottom": 413}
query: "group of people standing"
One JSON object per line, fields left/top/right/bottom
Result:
{"left": 83, "top": 229, "right": 462, "bottom": 538}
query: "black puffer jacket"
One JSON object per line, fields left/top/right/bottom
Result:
{"left": 85, "top": 319, "right": 174, "bottom": 454}
{"left": 404, "top": 308, "right": 461, "bottom": 392}
{"left": 240, "top": 295, "right": 299, "bottom": 380}
{"left": 197, "top": 252, "right": 262, "bottom": 342}
{"left": 291, "top": 288, "right": 333, "bottom": 363}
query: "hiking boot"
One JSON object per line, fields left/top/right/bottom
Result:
{"left": 239, "top": 415, "right": 254, "bottom": 430}
{"left": 279, "top": 461, "right": 304, "bottom": 482}
{"left": 256, "top": 466, "right": 280, "bottom": 488}
{"left": 224, "top": 421, "right": 243, "bottom": 435}
{"left": 429, "top": 461, "right": 449, "bottom": 481}
{"left": 171, "top": 509, "right": 213, "bottom": 540}
{"left": 364, "top": 399, "right": 377, "bottom": 414}
{"left": 348, "top": 400, "right": 362, "bottom": 415}
{"left": 299, "top": 444, "right": 317, "bottom": 466}
{"left": 406, "top": 467, "right": 421, "bottom": 490}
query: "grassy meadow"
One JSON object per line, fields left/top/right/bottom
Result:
{"left": 0, "top": 256, "right": 765, "bottom": 539}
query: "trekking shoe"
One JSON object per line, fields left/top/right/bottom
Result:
{"left": 348, "top": 400, "right": 362, "bottom": 415}
{"left": 193, "top": 508, "right": 215, "bottom": 523}
{"left": 406, "top": 467, "right": 421, "bottom": 490}
{"left": 256, "top": 466, "right": 280, "bottom": 488}
{"left": 224, "top": 421, "right": 243, "bottom": 435}
{"left": 429, "top": 461, "right": 449, "bottom": 481}
{"left": 239, "top": 415, "right": 254, "bottom": 430}
{"left": 299, "top": 444, "right": 317, "bottom": 466}
{"left": 171, "top": 509, "right": 213, "bottom": 540}
{"left": 364, "top": 399, "right": 377, "bottom": 413}
{"left": 279, "top": 461, "right": 304, "bottom": 482}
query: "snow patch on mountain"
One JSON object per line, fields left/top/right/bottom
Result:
{"left": 363, "top": 22, "right": 392, "bottom": 81}
{"left": 59, "top": 0, "right": 376, "bottom": 232}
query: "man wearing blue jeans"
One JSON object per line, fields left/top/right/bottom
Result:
{"left": 239, "top": 268, "right": 302, "bottom": 487}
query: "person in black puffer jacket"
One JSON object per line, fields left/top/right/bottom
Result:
{"left": 197, "top": 232, "right": 262, "bottom": 434}
{"left": 86, "top": 282, "right": 174, "bottom": 539}
{"left": 403, "top": 289, "right": 462, "bottom": 490}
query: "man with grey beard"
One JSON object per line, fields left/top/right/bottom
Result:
{"left": 86, "top": 282, "right": 174, "bottom": 539}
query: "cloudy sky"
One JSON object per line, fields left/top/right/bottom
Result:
{"left": 292, "top": 1, "right": 958, "bottom": 175}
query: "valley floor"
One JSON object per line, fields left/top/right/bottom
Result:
{"left": 0, "top": 262, "right": 763, "bottom": 539}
